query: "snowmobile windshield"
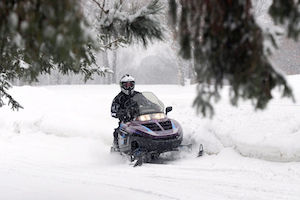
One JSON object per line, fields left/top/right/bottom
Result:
{"left": 124, "top": 92, "right": 165, "bottom": 120}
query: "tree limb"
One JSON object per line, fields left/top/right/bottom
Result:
{"left": 90, "top": 0, "right": 108, "bottom": 16}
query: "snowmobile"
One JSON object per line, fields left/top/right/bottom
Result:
{"left": 110, "top": 92, "right": 203, "bottom": 166}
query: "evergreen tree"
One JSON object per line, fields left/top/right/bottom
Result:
{"left": 0, "top": 0, "right": 164, "bottom": 110}
{"left": 0, "top": 0, "right": 99, "bottom": 110}
{"left": 85, "top": 0, "right": 165, "bottom": 84}
{"left": 169, "top": 0, "right": 297, "bottom": 116}
{"left": 94, "top": 0, "right": 164, "bottom": 48}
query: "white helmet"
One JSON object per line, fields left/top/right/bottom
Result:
{"left": 119, "top": 74, "right": 135, "bottom": 95}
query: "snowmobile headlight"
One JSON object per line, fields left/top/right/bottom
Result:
{"left": 152, "top": 113, "right": 165, "bottom": 120}
{"left": 138, "top": 113, "right": 165, "bottom": 121}
{"left": 138, "top": 114, "right": 151, "bottom": 121}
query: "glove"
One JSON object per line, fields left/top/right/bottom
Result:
{"left": 117, "top": 109, "right": 127, "bottom": 121}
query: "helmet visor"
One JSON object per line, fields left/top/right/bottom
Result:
{"left": 121, "top": 81, "right": 135, "bottom": 89}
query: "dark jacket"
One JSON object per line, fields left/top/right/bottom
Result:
{"left": 111, "top": 91, "right": 140, "bottom": 122}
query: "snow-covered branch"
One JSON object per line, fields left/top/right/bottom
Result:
{"left": 98, "top": 0, "right": 165, "bottom": 47}
{"left": 0, "top": 73, "right": 23, "bottom": 110}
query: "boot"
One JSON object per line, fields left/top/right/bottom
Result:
{"left": 112, "top": 129, "right": 120, "bottom": 150}
{"left": 113, "top": 138, "right": 119, "bottom": 149}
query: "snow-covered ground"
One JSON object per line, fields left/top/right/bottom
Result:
{"left": 1, "top": 75, "right": 300, "bottom": 200}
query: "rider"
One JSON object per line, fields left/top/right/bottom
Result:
{"left": 111, "top": 74, "right": 141, "bottom": 149}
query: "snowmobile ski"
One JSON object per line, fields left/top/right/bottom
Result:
{"left": 197, "top": 144, "right": 203, "bottom": 157}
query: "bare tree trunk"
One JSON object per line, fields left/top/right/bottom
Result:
{"left": 176, "top": 59, "right": 185, "bottom": 86}
{"left": 102, "top": 51, "right": 111, "bottom": 84}
{"left": 189, "top": 60, "right": 196, "bottom": 84}
{"left": 112, "top": 50, "right": 117, "bottom": 84}
{"left": 189, "top": 50, "right": 196, "bottom": 84}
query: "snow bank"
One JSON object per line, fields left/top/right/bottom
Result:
{"left": 1, "top": 76, "right": 300, "bottom": 162}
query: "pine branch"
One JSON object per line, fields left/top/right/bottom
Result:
{"left": 0, "top": 0, "right": 100, "bottom": 110}
{"left": 269, "top": 0, "right": 300, "bottom": 40}
{"left": 0, "top": 73, "right": 23, "bottom": 110}
{"left": 99, "top": 0, "right": 165, "bottom": 47}
{"left": 170, "top": 0, "right": 294, "bottom": 117}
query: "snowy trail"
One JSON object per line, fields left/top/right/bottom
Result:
{"left": 1, "top": 78, "right": 300, "bottom": 199}
{"left": 0, "top": 131, "right": 299, "bottom": 200}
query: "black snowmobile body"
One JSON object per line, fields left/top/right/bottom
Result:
{"left": 118, "top": 111, "right": 183, "bottom": 154}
